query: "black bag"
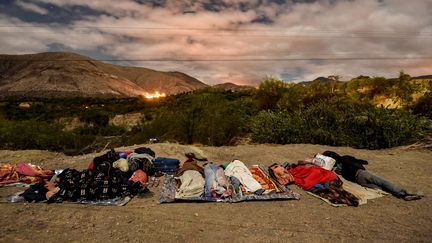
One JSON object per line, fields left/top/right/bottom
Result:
{"left": 134, "top": 147, "right": 156, "bottom": 157}
{"left": 93, "top": 149, "right": 120, "bottom": 169}
{"left": 128, "top": 156, "right": 155, "bottom": 175}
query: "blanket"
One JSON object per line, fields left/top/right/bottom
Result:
{"left": 0, "top": 163, "right": 53, "bottom": 186}
{"left": 159, "top": 174, "right": 300, "bottom": 203}
{"left": 306, "top": 176, "right": 388, "bottom": 207}
{"left": 340, "top": 177, "right": 388, "bottom": 205}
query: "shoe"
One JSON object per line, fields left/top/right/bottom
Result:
{"left": 403, "top": 194, "right": 423, "bottom": 201}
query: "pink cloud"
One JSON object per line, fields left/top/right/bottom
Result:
{"left": 1, "top": 0, "right": 431, "bottom": 85}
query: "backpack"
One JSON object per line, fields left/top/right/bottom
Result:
{"left": 127, "top": 153, "right": 155, "bottom": 175}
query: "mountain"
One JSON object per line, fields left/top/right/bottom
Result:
{"left": 413, "top": 75, "right": 432, "bottom": 80}
{"left": 298, "top": 76, "right": 343, "bottom": 86}
{"left": 0, "top": 52, "right": 208, "bottom": 99}
{"left": 212, "top": 82, "right": 254, "bottom": 91}
{"left": 312, "top": 76, "right": 333, "bottom": 82}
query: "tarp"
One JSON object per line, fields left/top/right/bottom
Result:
{"left": 5, "top": 190, "right": 133, "bottom": 206}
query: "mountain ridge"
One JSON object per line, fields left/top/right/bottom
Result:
{"left": 0, "top": 52, "right": 208, "bottom": 99}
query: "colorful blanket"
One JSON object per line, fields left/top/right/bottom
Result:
{"left": 159, "top": 174, "right": 300, "bottom": 203}
{"left": 0, "top": 163, "right": 53, "bottom": 186}
{"left": 250, "top": 166, "right": 281, "bottom": 192}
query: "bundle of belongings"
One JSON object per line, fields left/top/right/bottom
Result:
{"left": 159, "top": 148, "right": 300, "bottom": 203}
{"left": 7, "top": 147, "right": 162, "bottom": 206}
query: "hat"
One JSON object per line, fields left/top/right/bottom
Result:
{"left": 184, "top": 146, "right": 207, "bottom": 161}
{"left": 113, "top": 158, "right": 129, "bottom": 172}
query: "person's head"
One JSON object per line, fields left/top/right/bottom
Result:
{"left": 322, "top": 151, "right": 341, "bottom": 161}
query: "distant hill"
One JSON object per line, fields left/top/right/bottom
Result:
{"left": 413, "top": 75, "right": 432, "bottom": 80}
{"left": 298, "top": 76, "right": 343, "bottom": 86}
{"left": 212, "top": 82, "right": 254, "bottom": 91}
{"left": 0, "top": 52, "right": 208, "bottom": 99}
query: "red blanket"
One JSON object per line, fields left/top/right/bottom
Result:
{"left": 289, "top": 165, "right": 337, "bottom": 190}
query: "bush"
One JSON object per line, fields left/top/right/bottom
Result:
{"left": 0, "top": 119, "right": 98, "bottom": 152}
{"left": 411, "top": 92, "right": 432, "bottom": 119}
{"left": 251, "top": 102, "right": 432, "bottom": 149}
{"left": 127, "top": 90, "right": 256, "bottom": 146}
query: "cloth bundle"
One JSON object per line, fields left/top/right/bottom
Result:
{"left": 0, "top": 163, "right": 53, "bottom": 186}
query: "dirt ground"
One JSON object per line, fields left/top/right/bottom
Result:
{"left": 0, "top": 143, "right": 431, "bottom": 242}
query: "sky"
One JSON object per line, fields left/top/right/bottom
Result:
{"left": 0, "top": 0, "right": 431, "bottom": 85}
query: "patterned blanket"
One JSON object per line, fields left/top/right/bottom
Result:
{"left": 159, "top": 174, "right": 300, "bottom": 203}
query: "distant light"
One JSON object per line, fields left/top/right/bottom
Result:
{"left": 144, "top": 91, "right": 167, "bottom": 99}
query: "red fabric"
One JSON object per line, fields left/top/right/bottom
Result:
{"left": 0, "top": 163, "right": 53, "bottom": 185}
{"left": 129, "top": 169, "right": 147, "bottom": 186}
{"left": 88, "top": 161, "right": 95, "bottom": 170}
{"left": 16, "top": 163, "right": 53, "bottom": 178}
{"left": 288, "top": 165, "right": 337, "bottom": 190}
{"left": 0, "top": 164, "right": 20, "bottom": 185}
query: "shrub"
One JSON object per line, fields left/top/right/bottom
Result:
{"left": 251, "top": 102, "right": 431, "bottom": 149}
{"left": 127, "top": 90, "right": 256, "bottom": 146}
{"left": 411, "top": 92, "right": 432, "bottom": 119}
{"left": 0, "top": 119, "right": 99, "bottom": 152}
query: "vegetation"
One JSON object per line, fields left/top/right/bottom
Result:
{"left": 251, "top": 101, "right": 431, "bottom": 149}
{"left": 0, "top": 72, "right": 430, "bottom": 153}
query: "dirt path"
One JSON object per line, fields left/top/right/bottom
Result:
{"left": 0, "top": 143, "right": 431, "bottom": 242}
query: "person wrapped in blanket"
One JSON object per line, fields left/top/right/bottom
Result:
{"left": 174, "top": 156, "right": 292, "bottom": 199}
{"left": 270, "top": 161, "right": 359, "bottom": 207}
{"left": 22, "top": 147, "right": 155, "bottom": 203}
{"left": 174, "top": 148, "right": 209, "bottom": 199}
{"left": 322, "top": 151, "right": 423, "bottom": 201}
{"left": 175, "top": 151, "right": 263, "bottom": 199}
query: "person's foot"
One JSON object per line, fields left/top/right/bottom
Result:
{"left": 403, "top": 193, "right": 423, "bottom": 201}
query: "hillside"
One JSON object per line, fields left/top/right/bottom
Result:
{"left": 0, "top": 52, "right": 208, "bottom": 99}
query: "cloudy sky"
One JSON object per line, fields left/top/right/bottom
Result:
{"left": 1, "top": 0, "right": 431, "bottom": 85}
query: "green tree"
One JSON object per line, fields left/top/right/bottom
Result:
{"left": 255, "top": 78, "right": 288, "bottom": 110}
{"left": 277, "top": 83, "right": 306, "bottom": 111}
{"left": 394, "top": 71, "right": 418, "bottom": 105}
